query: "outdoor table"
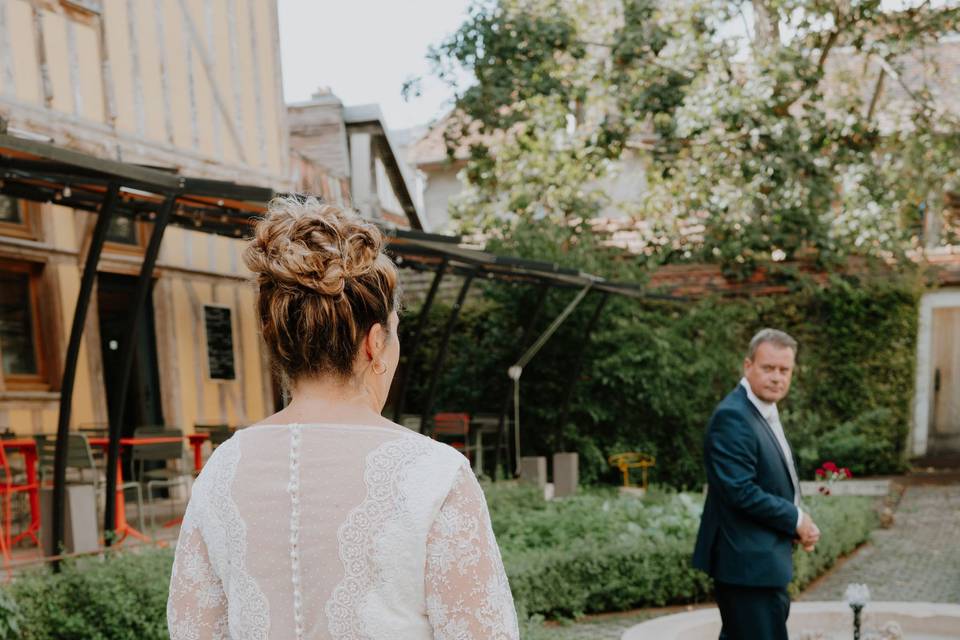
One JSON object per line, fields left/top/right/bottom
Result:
{"left": 88, "top": 436, "right": 184, "bottom": 544}
{"left": 187, "top": 433, "right": 209, "bottom": 473}
{"left": 0, "top": 439, "right": 40, "bottom": 547}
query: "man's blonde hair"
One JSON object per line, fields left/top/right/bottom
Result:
{"left": 746, "top": 328, "right": 798, "bottom": 360}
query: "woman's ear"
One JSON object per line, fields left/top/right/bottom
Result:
{"left": 365, "top": 322, "right": 385, "bottom": 360}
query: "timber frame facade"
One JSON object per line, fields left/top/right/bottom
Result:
{"left": 0, "top": 0, "right": 291, "bottom": 438}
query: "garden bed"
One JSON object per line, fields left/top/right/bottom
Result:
{"left": 0, "top": 484, "right": 879, "bottom": 639}
{"left": 488, "top": 484, "right": 880, "bottom": 618}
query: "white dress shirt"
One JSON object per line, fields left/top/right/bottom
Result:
{"left": 740, "top": 378, "right": 803, "bottom": 530}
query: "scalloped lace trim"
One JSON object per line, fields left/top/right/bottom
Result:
{"left": 196, "top": 436, "right": 270, "bottom": 638}
{"left": 325, "top": 435, "right": 433, "bottom": 638}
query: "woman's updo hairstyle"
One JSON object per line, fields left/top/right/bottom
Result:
{"left": 243, "top": 196, "right": 399, "bottom": 382}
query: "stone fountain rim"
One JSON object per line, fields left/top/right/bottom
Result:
{"left": 620, "top": 601, "right": 960, "bottom": 640}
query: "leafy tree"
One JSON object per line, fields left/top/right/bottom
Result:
{"left": 426, "top": 0, "right": 960, "bottom": 271}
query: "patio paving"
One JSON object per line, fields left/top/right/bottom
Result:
{"left": 799, "top": 481, "right": 960, "bottom": 603}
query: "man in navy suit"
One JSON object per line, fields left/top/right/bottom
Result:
{"left": 693, "top": 329, "right": 820, "bottom": 640}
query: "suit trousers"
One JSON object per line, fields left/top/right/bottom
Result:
{"left": 715, "top": 581, "right": 790, "bottom": 640}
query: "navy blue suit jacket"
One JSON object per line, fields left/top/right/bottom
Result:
{"left": 692, "top": 385, "right": 799, "bottom": 587}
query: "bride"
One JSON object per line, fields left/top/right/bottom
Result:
{"left": 167, "top": 197, "right": 520, "bottom": 639}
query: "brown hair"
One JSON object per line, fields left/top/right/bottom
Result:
{"left": 243, "top": 196, "right": 399, "bottom": 382}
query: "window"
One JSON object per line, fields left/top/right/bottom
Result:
{"left": 0, "top": 197, "right": 22, "bottom": 223}
{"left": 0, "top": 196, "right": 37, "bottom": 240}
{"left": 106, "top": 215, "right": 139, "bottom": 245}
{"left": 104, "top": 215, "right": 149, "bottom": 255}
{"left": 203, "top": 305, "right": 236, "bottom": 381}
{"left": 0, "top": 263, "right": 47, "bottom": 389}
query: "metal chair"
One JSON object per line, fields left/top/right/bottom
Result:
{"left": 76, "top": 423, "right": 109, "bottom": 437}
{"left": 194, "top": 423, "right": 228, "bottom": 434}
{"left": 76, "top": 423, "right": 109, "bottom": 469}
{"left": 208, "top": 426, "right": 234, "bottom": 449}
{"left": 608, "top": 452, "right": 656, "bottom": 490}
{"left": 0, "top": 445, "right": 38, "bottom": 560}
{"left": 34, "top": 433, "right": 145, "bottom": 534}
{"left": 131, "top": 427, "right": 192, "bottom": 529}
{"left": 35, "top": 433, "right": 102, "bottom": 488}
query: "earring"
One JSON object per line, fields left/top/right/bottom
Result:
{"left": 372, "top": 360, "right": 387, "bottom": 375}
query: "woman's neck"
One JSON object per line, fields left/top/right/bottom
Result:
{"left": 257, "top": 376, "right": 391, "bottom": 427}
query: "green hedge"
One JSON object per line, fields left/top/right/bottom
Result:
{"left": 0, "top": 549, "right": 172, "bottom": 640}
{"left": 0, "top": 489, "right": 879, "bottom": 638}
{"left": 399, "top": 271, "right": 920, "bottom": 487}
{"left": 488, "top": 485, "right": 878, "bottom": 618}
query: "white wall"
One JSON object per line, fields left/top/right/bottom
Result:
{"left": 912, "top": 289, "right": 960, "bottom": 456}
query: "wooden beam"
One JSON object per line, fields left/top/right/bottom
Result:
{"left": 0, "top": 134, "right": 183, "bottom": 189}
{"left": 176, "top": 0, "right": 248, "bottom": 162}
{"left": 153, "top": 0, "right": 175, "bottom": 145}
{"left": 245, "top": 0, "right": 267, "bottom": 168}
{"left": 65, "top": 17, "right": 83, "bottom": 117}
{"left": 32, "top": 6, "right": 54, "bottom": 107}
{"left": 0, "top": 1, "right": 11, "bottom": 96}
{"left": 96, "top": 8, "right": 117, "bottom": 127}
{"left": 125, "top": 0, "right": 146, "bottom": 136}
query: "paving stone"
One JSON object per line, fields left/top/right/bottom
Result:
{"left": 800, "top": 484, "right": 960, "bottom": 603}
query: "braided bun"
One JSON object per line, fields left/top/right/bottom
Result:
{"left": 244, "top": 196, "right": 399, "bottom": 381}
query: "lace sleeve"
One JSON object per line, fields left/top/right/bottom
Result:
{"left": 425, "top": 465, "right": 520, "bottom": 640}
{"left": 167, "top": 523, "right": 229, "bottom": 639}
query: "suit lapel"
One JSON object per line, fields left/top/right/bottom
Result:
{"left": 735, "top": 386, "right": 795, "bottom": 493}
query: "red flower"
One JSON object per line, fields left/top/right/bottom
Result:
{"left": 823, "top": 461, "right": 838, "bottom": 473}
{"left": 815, "top": 469, "right": 826, "bottom": 478}
{"left": 842, "top": 467, "right": 853, "bottom": 479}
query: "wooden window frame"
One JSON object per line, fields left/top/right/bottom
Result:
{"left": 0, "top": 260, "right": 50, "bottom": 391}
{"left": 0, "top": 199, "right": 40, "bottom": 241}
{"left": 104, "top": 218, "right": 149, "bottom": 256}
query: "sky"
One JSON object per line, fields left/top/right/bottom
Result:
{"left": 277, "top": 0, "right": 474, "bottom": 133}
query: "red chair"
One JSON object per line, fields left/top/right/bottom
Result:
{"left": 432, "top": 413, "right": 474, "bottom": 461}
{"left": 0, "top": 445, "right": 39, "bottom": 560}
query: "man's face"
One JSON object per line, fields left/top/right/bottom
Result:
{"left": 744, "top": 342, "right": 795, "bottom": 404}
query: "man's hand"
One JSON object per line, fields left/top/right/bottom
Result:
{"left": 796, "top": 511, "right": 820, "bottom": 552}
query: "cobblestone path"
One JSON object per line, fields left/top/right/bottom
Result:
{"left": 800, "top": 483, "right": 960, "bottom": 603}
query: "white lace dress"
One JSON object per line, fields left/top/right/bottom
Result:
{"left": 167, "top": 423, "right": 520, "bottom": 640}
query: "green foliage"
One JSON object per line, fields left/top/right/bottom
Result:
{"left": 401, "top": 261, "right": 920, "bottom": 486}
{"left": 0, "top": 490, "right": 876, "bottom": 637}
{"left": 789, "top": 496, "right": 879, "bottom": 596}
{"left": 485, "top": 485, "right": 877, "bottom": 619}
{"left": 8, "top": 549, "right": 172, "bottom": 640}
{"left": 0, "top": 588, "right": 23, "bottom": 640}
{"left": 427, "top": 0, "right": 960, "bottom": 268}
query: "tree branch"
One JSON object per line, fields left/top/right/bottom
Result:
{"left": 865, "top": 66, "right": 886, "bottom": 122}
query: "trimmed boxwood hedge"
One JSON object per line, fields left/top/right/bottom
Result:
{"left": 488, "top": 485, "right": 878, "bottom": 618}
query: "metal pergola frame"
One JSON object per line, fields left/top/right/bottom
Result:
{"left": 381, "top": 228, "right": 682, "bottom": 477}
{"left": 0, "top": 133, "right": 273, "bottom": 562}
{"left": 0, "top": 131, "right": 676, "bottom": 561}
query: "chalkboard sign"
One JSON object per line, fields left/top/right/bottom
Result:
{"left": 203, "top": 305, "right": 236, "bottom": 380}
